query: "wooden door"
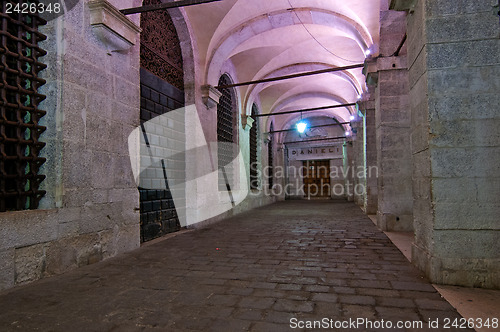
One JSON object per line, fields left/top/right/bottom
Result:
{"left": 302, "top": 160, "right": 331, "bottom": 198}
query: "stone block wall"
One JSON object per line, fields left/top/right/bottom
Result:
{"left": 330, "top": 158, "right": 346, "bottom": 200}
{"left": 375, "top": 58, "right": 413, "bottom": 231}
{"left": 355, "top": 94, "right": 378, "bottom": 214}
{"left": 350, "top": 112, "right": 364, "bottom": 207}
{"left": 406, "top": 0, "right": 500, "bottom": 288}
{"left": 139, "top": 69, "right": 185, "bottom": 241}
{"left": 364, "top": 99, "right": 378, "bottom": 214}
{"left": 375, "top": 9, "right": 413, "bottom": 232}
{"left": 0, "top": 0, "right": 142, "bottom": 290}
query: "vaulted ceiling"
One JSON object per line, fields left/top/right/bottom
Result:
{"left": 184, "top": 0, "right": 381, "bottom": 131}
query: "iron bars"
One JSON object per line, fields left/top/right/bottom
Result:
{"left": 0, "top": 1, "right": 47, "bottom": 211}
{"left": 121, "top": 0, "right": 224, "bottom": 15}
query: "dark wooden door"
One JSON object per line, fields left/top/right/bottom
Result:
{"left": 303, "top": 160, "right": 331, "bottom": 198}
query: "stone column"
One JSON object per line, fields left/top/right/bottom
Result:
{"left": 343, "top": 142, "right": 355, "bottom": 202}
{"left": 393, "top": 0, "right": 500, "bottom": 288}
{"left": 356, "top": 89, "right": 378, "bottom": 214}
{"left": 351, "top": 109, "right": 365, "bottom": 206}
{"left": 374, "top": 8, "right": 413, "bottom": 231}
{"left": 375, "top": 55, "right": 413, "bottom": 232}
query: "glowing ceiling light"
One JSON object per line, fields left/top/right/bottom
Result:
{"left": 364, "top": 49, "right": 371, "bottom": 57}
{"left": 296, "top": 121, "right": 307, "bottom": 133}
{"left": 357, "top": 94, "right": 362, "bottom": 100}
{"left": 350, "top": 115, "right": 355, "bottom": 121}
{"left": 345, "top": 131, "right": 351, "bottom": 136}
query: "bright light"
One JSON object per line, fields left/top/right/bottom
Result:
{"left": 364, "top": 49, "right": 371, "bottom": 57}
{"left": 357, "top": 94, "right": 362, "bottom": 100}
{"left": 350, "top": 115, "right": 355, "bottom": 121}
{"left": 296, "top": 121, "right": 307, "bottom": 133}
{"left": 345, "top": 131, "right": 351, "bottom": 136}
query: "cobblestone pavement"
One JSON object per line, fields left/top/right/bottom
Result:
{"left": 0, "top": 201, "right": 468, "bottom": 331}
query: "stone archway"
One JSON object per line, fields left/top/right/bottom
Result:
{"left": 138, "top": 0, "right": 186, "bottom": 242}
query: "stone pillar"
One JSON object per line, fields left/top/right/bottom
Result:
{"left": 374, "top": 9, "right": 413, "bottom": 231}
{"left": 395, "top": 0, "right": 500, "bottom": 288}
{"left": 375, "top": 56, "right": 413, "bottom": 231}
{"left": 372, "top": 8, "right": 413, "bottom": 231}
{"left": 343, "top": 142, "right": 355, "bottom": 202}
{"left": 351, "top": 110, "right": 365, "bottom": 206}
{"left": 356, "top": 90, "right": 378, "bottom": 214}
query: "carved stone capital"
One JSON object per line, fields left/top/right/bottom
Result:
{"left": 241, "top": 115, "right": 255, "bottom": 131}
{"left": 201, "top": 85, "right": 222, "bottom": 109}
{"left": 88, "top": 0, "right": 142, "bottom": 52}
{"left": 363, "top": 59, "right": 379, "bottom": 86}
{"left": 263, "top": 133, "right": 271, "bottom": 144}
{"left": 389, "top": 0, "right": 417, "bottom": 12}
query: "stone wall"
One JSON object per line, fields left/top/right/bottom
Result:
{"left": 405, "top": 0, "right": 500, "bottom": 288}
{"left": 375, "top": 57, "right": 413, "bottom": 231}
{"left": 0, "top": 0, "right": 142, "bottom": 290}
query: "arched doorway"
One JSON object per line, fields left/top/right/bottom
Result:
{"left": 139, "top": 0, "right": 185, "bottom": 242}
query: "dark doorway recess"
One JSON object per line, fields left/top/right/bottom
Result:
{"left": 302, "top": 160, "right": 331, "bottom": 198}
{"left": 139, "top": 2, "right": 185, "bottom": 242}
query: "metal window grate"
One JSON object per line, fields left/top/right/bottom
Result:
{"left": 0, "top": 2, "right": 47, "bottom": 212}
{"left": 249, "top": 104, "right": 258, "bottom": 189}
{"left": 217, "top": 75, "right": 235, "bottom": 190}
{"left": 268, "top": 122, "right": 273, "bottom": 190}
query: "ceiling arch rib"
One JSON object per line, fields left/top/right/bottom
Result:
{"left": 182, "top": 0, "right": 381, "bottom": 136}
{"left": 228, "top": 27, "right": 367, "bottom": 105}
{"left": 273, "top": 110, "right": 352, "bottom": 143}
{"left": 244, "top": 63, "right": 363, "bottom": 115}
{"left": 280, "top": 113, "right": 350, "bottom": 135}
{"left": 230, "top": 31, "right": 366, "bottom": 79}
{"left": 265, "top": 95, "right": 354, "bottom": 123}
{"left": 205, "top": 8, "right": 372, "bottom": 85}
{"left": 227, "top": 22, "right": 366, "bottom": 60}
{"left": 269, "top": 91, "right": 354, "bottom": 115}
{"left": 209, "top": 0, "right": 375, "bottom": 56}
{"left": 260, "top": 81, "right": 355, "bottom": 112}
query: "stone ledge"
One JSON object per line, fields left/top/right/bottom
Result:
{"left": 412, "top": 244, "right": 500, "bottom": 289}
{"left": 241, "top": 115, "right": 255, "bottom": 131}
{"left": 88, "top": 0, "right": 142, "bottom": 51}
{"left": 377, "top": 55, "right": 408, "bottom": 71}
{"left": 201, "top": 85, "right": 222, "bottom": 108}
{"left": 363, "top": 59, "right": 379, "bottom": 86}
{"left": 389, "top": 0, "right": 417, "bottom": 12}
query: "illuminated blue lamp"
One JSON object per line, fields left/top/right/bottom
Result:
{"left": 296, "top": 121, "right": 308, "bottom": 133}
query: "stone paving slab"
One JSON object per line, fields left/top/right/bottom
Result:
{"left": 0, "top": 201, "right": 470, "bottom": 331}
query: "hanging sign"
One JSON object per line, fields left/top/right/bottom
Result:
{"left": 288, "top": 145, "right": 343, "bottom": 161}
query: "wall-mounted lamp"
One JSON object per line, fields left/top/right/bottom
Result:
{"left": 296, "top": 112, "right": 307, "bottom": 133}
{"left": 297, "top": 121, "right": 307, "bottom": 133}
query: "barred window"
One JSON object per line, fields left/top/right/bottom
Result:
{"left": 0, "top": 3, "right": 47, "bottom": 212}
{"left": 268, "top": 122, "right": 273, "bottom": 190}
{"left": 216, "top": 75, "right": 236, "bottom": 191}
{"left": 249, "top": 104, "right": 258, "bottom": 189}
